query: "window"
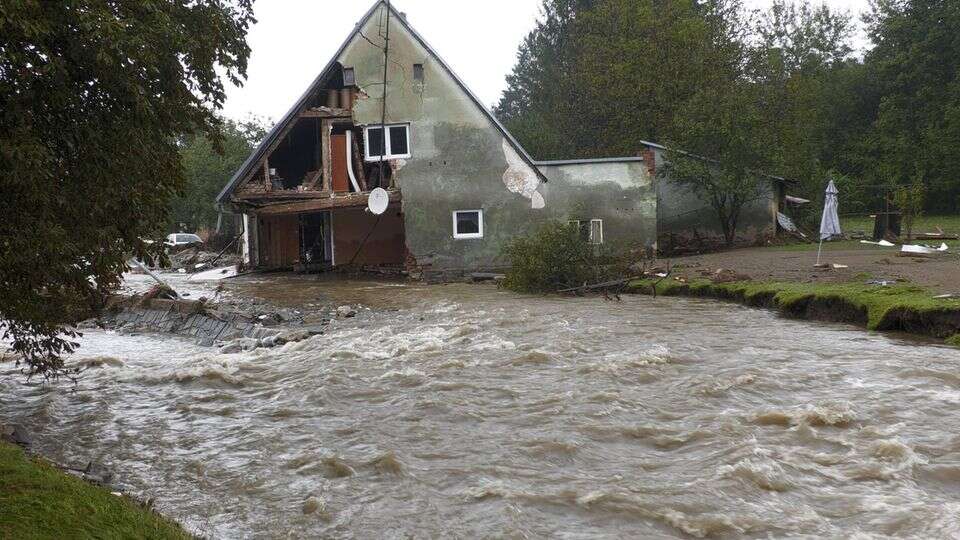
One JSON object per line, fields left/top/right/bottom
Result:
{"left": 342, "top": 67, "right": 356, "bottom": 86}
{"left": 569, "top": 219, "right": 603, "bottom": 244}
{"left": 364, "top": 123, "right": 411, "bottom": 161}
{"left": 453, "top": 210, "right": 483, "bottom": 239}
{"left": 413, "top": 63, "right": 424, "bottom": 82}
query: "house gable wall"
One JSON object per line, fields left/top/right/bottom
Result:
{"left": 337, "top": 6, "right": 549, "bottom": 275}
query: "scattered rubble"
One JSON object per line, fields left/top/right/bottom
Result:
{"left": 167, "top": 248, "right": 241, "bottom": 272}
{"left": 336, "top": 305, "right": 357, "bottom": 318}
{"left": 711, "top": 268, "right": 752, "bottom": 284}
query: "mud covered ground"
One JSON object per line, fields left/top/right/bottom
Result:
{"left": 669, "top": 241, "right": 960, "bottom": 294}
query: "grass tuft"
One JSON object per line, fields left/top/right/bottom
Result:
{"left": 628, "top": 278, "right": 960, "bottom": 340}
{"left": 0, "top": 442, "right": 189, "bottom": 539}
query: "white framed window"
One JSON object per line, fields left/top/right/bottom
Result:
{"left": 569, "top": 219, "right": 603, "bottom": 244}
{"left": 364, "top": 123, "right": 411, "bottom": 161}
{"left": 453, "top": 209, "right": 483, "bottom": 239}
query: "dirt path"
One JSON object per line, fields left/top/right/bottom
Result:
{"left": 665, "top": 242, "right": 960, "bottom": 294}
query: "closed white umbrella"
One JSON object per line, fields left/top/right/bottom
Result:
{"left": 816, "top": 180, "right": 841, "bottom": 266}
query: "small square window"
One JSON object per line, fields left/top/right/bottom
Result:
{"left": 413, "top": 63, "right": 424, "bottom": 81}
{"left": 590, "top": 219, "right": 603, "bottom": 244}
{"left": 453, "top": 210, "right": 483, "bottom": 239}
{"left": 364, "top": 123, "right": 411, "bottom": 161}
{"left": 568, "top": 219, "right": 603, "bottom": 244}
{"left": 342, "top": 67, "right": 356, "bottom": 86}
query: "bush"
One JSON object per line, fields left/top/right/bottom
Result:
{"left": 501, "top": 221, "right": 624, "bottom": 293}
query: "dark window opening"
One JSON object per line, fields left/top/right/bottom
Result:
{"left": 364, "top": 162, "right": 392, "bottom": 189}
{"left": 363, "top": 124, "right": 410, "bottom": 160}
{"left": 342, "top": 67, "right": 356, "bottom": 87}
{"left": 270, "top": 118, "right": 321, "bottom": 189}
{"left": 413, "top": 63, "right": 424, "bottom": 81}
{"left": 389, "top": 126, "right": 408, "bottom": 155}
{"left": 366, "top": 126, "right": 385, "bottom": 158}
{"left": 454, "top": 210, "right": 483, "bottom": 239}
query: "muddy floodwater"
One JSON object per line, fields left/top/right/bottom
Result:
{"left": 4, "top": 278, "right": 960, "bottom": 538}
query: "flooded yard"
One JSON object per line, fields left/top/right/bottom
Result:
{"left": 3, "top": 278, "right": 960, "bottom": 538}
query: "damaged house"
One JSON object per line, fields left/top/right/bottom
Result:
{"left": 216, "top": 1, "right": 783, "bottom": 280}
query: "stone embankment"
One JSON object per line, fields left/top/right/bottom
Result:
{"left": 87, "top": 295, "right": 350, "bottom": 353}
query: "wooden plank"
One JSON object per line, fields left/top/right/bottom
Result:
{"left": 257, "top": 214, "right": 300, "bottom": 267}
{"left": 256, "top": 191, "right": 401, "bottom": 216}
{"left": 321, "top": 119, "right": 333, "bottom": 192}
{"left": 331, "top": 134, "right": 349, "bottom": 192}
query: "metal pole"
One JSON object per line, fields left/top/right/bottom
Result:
{"left": 378, "top": 0, "right": 391, "bottom": 189}
{"left": 130, "top": 259, "right": 180, "bottom": 299}
{"left": 816, "top": 238, "right": 824, "bottom": 266}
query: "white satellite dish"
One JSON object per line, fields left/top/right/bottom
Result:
{"left": 367, "top": 187, "right": 389, "bottom": 215}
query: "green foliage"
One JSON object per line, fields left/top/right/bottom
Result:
{"left": 865, "top": 0, "right": 960, "bottom": 214}
{"left": 0, "top": 442, "right": 189, "bottom": 538}
{"left": 496, "top": 0, "right": 960, "bottom": 220}
{"left": 501, "top": 221, "right": 619, "bottom": 293}
{"left": 169, "top": 116, "right": 267, "bottom": 233}
{"left": 0, "top": 0, "right": 254, "bottom": 378}
{"left": 892, "top": 172, "right": 927, "bottom": 239}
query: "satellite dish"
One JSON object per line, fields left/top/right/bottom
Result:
{"left": 367, "top": 187, "right": 389, "bottom": 215}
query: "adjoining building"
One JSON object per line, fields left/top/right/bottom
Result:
{"left": 216, "top": 1, "right": 784, "bottom": 280}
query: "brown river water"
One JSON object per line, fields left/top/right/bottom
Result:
{"left": 4, "top": 277, "right": 960, "bottom": 538}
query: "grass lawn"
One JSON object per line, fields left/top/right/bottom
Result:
{"left": 840, "top": 214, "right": 960, "bottom": 236}
{"left": 0, "top": 442, "right": 189, "bottom": 539}
{"left": 628, "top": 278, "right": 960, "bottom": 341}
{"left": 769, "top": 214, "right": 960, "bottom": 252}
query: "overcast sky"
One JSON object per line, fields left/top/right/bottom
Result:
{"left": 221, "top": 0, "right": 873, "bottom": 123}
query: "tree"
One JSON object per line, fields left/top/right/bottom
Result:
{"left": 170, "top": 117, "right": 267, "bottom": 234}
{"left": 662, "top": 0, "right": 781, "bottom": 246}
{"left": 501, "top": 221, "right": 615, "bottom": 293}
{"left": 865, "top": 0, "right": 960, "bottom": 213}
{"left": 751, "top": 0, "right": 857, "bottom": 225}
{"left": 0, "top": 1, "right": 255, "bottom": 378}
{"left": 495, "top": 0, "right": 593, "bottom": 160}
{"left": 893, "top": 171, "right": 926, "bottom": 240}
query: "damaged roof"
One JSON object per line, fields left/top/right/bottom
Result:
{"left": 216, "top": 0, "right": 546, "bottom": 205}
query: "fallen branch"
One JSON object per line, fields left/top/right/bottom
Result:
{"left": 557, "top": 277, "right": 635, "bottom": 294}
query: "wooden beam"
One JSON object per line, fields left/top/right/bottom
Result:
{"left": 254, "top": 191, "right": 402, "bottom": 216}
{"left": 299, "top": 107, "right": 352, "bottom": 118}
{"left": 321, "top": 119, "right": 333, "bottom": 192}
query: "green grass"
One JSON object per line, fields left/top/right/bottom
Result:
{"left": 628, "top": 278, "right": 960, "bottom": 334}
{"left": 840, "top": 214, "right": 960, "bottom": 236}
{"left": 768, "top": 215, "right": 960, "bottom": 252}
{"left": 0, "top": 442, "right": 190, "bottom": 539}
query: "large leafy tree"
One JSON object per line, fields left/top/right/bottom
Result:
{"left": 865, "top": 0, "right": 960, "bottom": 214}
{"left": 0, "top": 0, "right": 255, "bottom": 378}
{"left": 751, "top": 0, "right": 857, "bottom": 218}
{"left": 664, "top": 0, "right": 781, "bottom": 246}
{"left": 170, "top": 117, "right": 267, "bottom": 234}
{"left": 495, "top": 0, "right": 593, "bottom": 159}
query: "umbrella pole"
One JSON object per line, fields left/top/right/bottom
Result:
{"left": 816, "top": 238, "right": 824, "bottom": 266}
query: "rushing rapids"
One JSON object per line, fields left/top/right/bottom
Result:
{"left": 3, "top": 277, "right": 960, "bottom": 538}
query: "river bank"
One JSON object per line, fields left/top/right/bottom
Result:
{"left": 4, "top": 280, "right": 960, "bottom": 536}
{"left": 627, "top": 277, "right": 960, "bottom": 346}
{"left": 0, "top": 441, "right": 188, "bottom": 538}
